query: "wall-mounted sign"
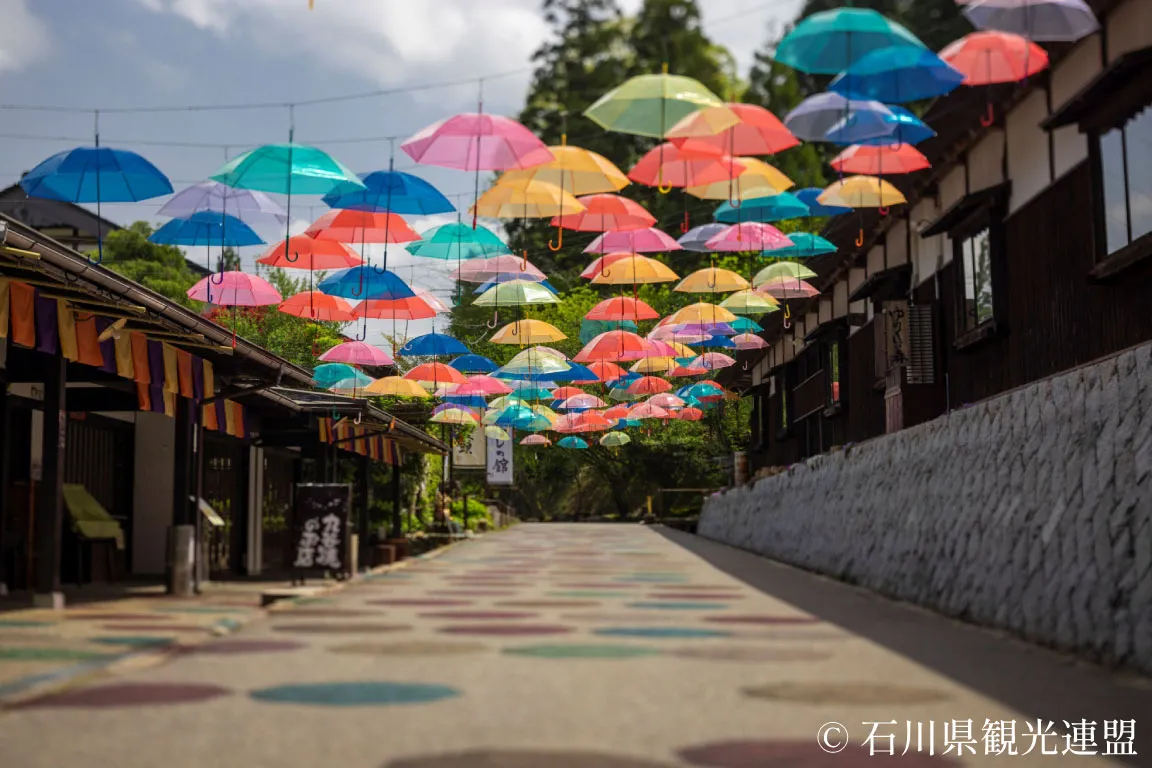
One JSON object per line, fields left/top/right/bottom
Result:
{"left": 883, "top": 300, "right": 911, "bottom": 370}
{"left": 292, "top": 484, "right": 351, "bottom": 578}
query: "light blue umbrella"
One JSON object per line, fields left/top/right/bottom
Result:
{"left": 852, "top": 106, "right": 936, "bottom": 147}
{"left": 149, "top": 212, "right": 265, "bottom": 247}
{"left": 774, "top": 8, "right": 925, "bottom": 75}
{"left": 313, "top": 363, "right": 358, "bottom": 388}
{"left": 762, "top": 233, "right": 838, "bottom": 259}
{"left": 715, "top": 193, "right": 809, "bottom": 224}
{"left": 407, "top": 223, "right": 509, "bottom": 260}
{"left": 326, "top": 371, "right": 373, "bottom": 391}
{"left": 159, "top": 181, "right": 287, "bottom": 224}
{"left": 794, "top": 188, "right": 853, "bottom": 217}
{"left": 580, "top": 318, "right": 638, "bottom": 345}
{"left": 829, "top": 48, "right": 965, "bottom": 104}
{"left": 677, "top": 223, "right": 729, "bottom": 253}
{"left": 322, "top": 170, "right": 455, "bottom": 215}
{"left": 784, "top": 93, "right": 894, "bottom": 143}
{"left": 450, "top": 354, "right": 497, "bottom": 374}
{"left": 318, "top": 268, "right": 416, "bottom": 300}
{"left": 729, "top": 317, "right": 764, "bottom": 334}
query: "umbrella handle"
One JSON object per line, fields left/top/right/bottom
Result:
{"left": 878, "top": 206, "right": 889, "bottom": 216}
{"left": 548, "top": 227, "right": 564, "bottom": 251}
{"left": 486, "top": 310, "right": 499, "bottom": 329}
{"left": 980, "top": 103, "right": 994, "bottom": 127}
{"left": 855, "top": 230, "right": 865, "bottom": 247}
{"left": 354, "top": 316, "right": 368, "bottom": 341}
{"left": 742, "top": 360, "right": 750, "bottom": 371}
{"left": 351, "top": 265, "right": 365, "bottom": 298}
{"left": 285, "top": 249, "right": 300, "bottom": 264}
{"left": 658, "top": 181, "right": 673, "bottom": 194}
{"left": 600, "top": 262, "right": 611, "bottom": 278}
{"left": 521, "top": 250, "right": 529, "bottom": 271}
{"left": 680, "top": 211, "right": 690, "bottom": 234}
{"left": 782, "top": 317, "right": 791, "bottom": 330}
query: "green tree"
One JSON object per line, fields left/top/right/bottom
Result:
{"left": 101, "top": 221, "right": 200, "bottom": 307}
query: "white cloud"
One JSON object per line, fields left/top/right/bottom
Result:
{"left": 0, "top": 0, "right": 50, "bottom": 74}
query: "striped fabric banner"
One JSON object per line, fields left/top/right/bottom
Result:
{"left": 8, "top": 282, "right": 35, "bottom": 349}
{"left": 75, "top": 315, "right": 103, "bottom": 368}
{"left": 130, "top": 332, "right": 150, "bottom": 384}
{"left": 56, "top": 301, "right": 78, "bottom": 361}
{"left": 177, "top": 350, "right": 195, "bottom": 399}
{"left": 34, "top": 294, "right": 58, "bottom": 354}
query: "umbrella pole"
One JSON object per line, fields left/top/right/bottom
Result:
{"left": 92, "top": 110, "right": 103, "bottom": 267}
{"left": 284, "top": 107, "right": 297, "bottom": 263}
{"left": 472, "top": 79, "right": 484, "bottom": 230}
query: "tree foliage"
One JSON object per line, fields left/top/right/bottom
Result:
{"left": 100, "top": 221, "right": 200, "bottom": 308}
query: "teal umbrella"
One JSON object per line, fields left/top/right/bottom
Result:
{"left": 715, "top": 193, "right": 809, "bottom": 224}
{"left": 558, "top": 436, "right": 589, "bottom": 449}
{"left": 211, "top": 144, "right": 363, "bottom": 195}
{"left": 761, "top": 233, "right": 838, "bottom": 259}
{"left": 774, "top": 8, "right": 925, "bottom": 75}
{"left": 407, "top": 223, "right": 509, "bottom": 261}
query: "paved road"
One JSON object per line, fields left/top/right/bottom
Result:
{"left": 1, "top": 524, "right": 1149, "bottom": 767}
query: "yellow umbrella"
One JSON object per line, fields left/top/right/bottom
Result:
{"left": 590, "top": 254, "right": 679, "bottom": 285}
{"left": 485, "top": 426, "right": 511, "bottom": 440}
{"left": 491, "top": 319, "right": 567, "bottom": 346}
{"left": 753, "top": 261, "right": 816, "bottom": 284}
{"left": 364, "top": 376, "right": 430, "bottom": 398}
{"left": 631, "top": 357, "right": 675, "bottom": 374}
{"left": 686, "top": 157, "right": 793, "bottom": 201}
{"left": 430, "top": 408, "right": 480, "bottom": 426}
{"left": 472, "top": 178, "right": 585, "bottom": 219}
{"left": 530, "top": 404, "right": 559, "bottom": 423}
{"left": 720, "top": 289, "right": 780, "bottom": 316}
{"left": 818, "top": 175, "right": 906, "bottom": 208}
{"left": 500, "top": 145, "right": 629, "bottom": 196}
{"left": 668, "top": 302, "right": 738, "bottom": 325}
{"left": 675, "top": 267, "right": 750, "bottom": 294}
{"left": 667, "top": 341, "right": 696, "bottom": 358}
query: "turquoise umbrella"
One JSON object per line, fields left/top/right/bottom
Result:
{"left": 715, "top": 193, "right": 809, "bottom": 224}
{"left": 212, "top": 144, "right": 363, "bottom": 195}
{"left": 558, "top": 436, "right": 589, "bottom": 449}
{"left": 407, "top": 223, "right": 509, "bottom": 260}
{"left": 313, "top": 363, "right": 358, "bottom": 387}
{"left": 774, "top": 8, "right": 925, "bottom": 75}
{"left": 761, "top": 233, "right": 838, "bottom": 259}
{"left": 730, "top": 317, "right": 764, "bottom": 334}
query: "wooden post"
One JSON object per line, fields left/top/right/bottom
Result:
{"left": 357, "top": 453, "right": 370, "bottom": 574}
{"left": 389, "top": 449, "right": 402, "bottom": 540}
{"left": 172, "top": 396, "right": 195, "bottom": 527}
{"left": 33, "top": 354, "right": 66, "bottom": 608}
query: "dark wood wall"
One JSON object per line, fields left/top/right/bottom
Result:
{"left": 845, "top": 321, "right": 885, "bottom": 443}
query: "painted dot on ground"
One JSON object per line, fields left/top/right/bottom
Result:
{"left": 627, "top": 602, "right": 730, "bottom": 611}
{"left": 593, "top": 627, "right": 732, "bottom": 639}
{"left": 183, "top": 640, "right": 306, "bottom": 655}
{"left": 503, "top": 644, "right": 662, "bottom": 659}
{"left": 678, "top": 740, "right": 959, "bottom": 767}
{"left": 418, "top": 611, "right": 539, "bottom": 621}
{"left": 742, "top": 682, "right": 952, "bottom": 705}
{"left": 495, "top": 600, "right": 601, "bottom": 609}
{"left": 90, "top": 636, "right": 176, "bottom": 647}
{"left": 329, "top": 641, "right": 488, "bottom": 657}
{"left": 100, "top": 624, "right": 212, "bottom": 632}
{"left": 65, "top": 613, "right": 162, "bottom": 622}
{"left": 704, "top": 615, "right": 820, "bottom": 625}
{"left": 384, "top": 749, "right": 676, "bottom": 767}
{"left": 367, "top": 599, "right": 473, "bottom": 607}
{"left": 0, "top": 620, "right": 54, "bottom": 628}
{"left": 19, "top": 683, "right": 231, "bottom": 709}
{"left": 272, "top": 623, "right": 413, "bottom": 635}
{"left": 249, "top": 681, "right": 460, "bottom": 707}
{"left": 0, "top": 647, "right": 116, "bottom": 661}
{"left": 547, "top": 591, "right": 632, "bottom": 598}
{"left": 272, "top": 608, "right": 375, "bottom": 618}
{"left": 152, "top": 607, "right": 251, "bottom": 615}
{"left": 560, "top": 612, "right": 696, "bottom": 624}
{"left": 646, "top": 593, "right": 745, "bottom": 601}
{"left": 437, "top": 624, "right": 574, "bottom": 637}
{"left": 671, "top": 647, "right": 833, "bottom": 663}
{"left": 426, "top": 590, "right": 518, "bottom": 597}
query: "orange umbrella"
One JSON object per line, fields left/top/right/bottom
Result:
{"left": 574, "top": 410, "right": 614, "bottom": 433}
{"left": 574, "top": 330, "right": 652, "bottom": 363}
{"left": 830, "top": 144, "right": 930, "bottom": 175}
{"left": 586, "top": 360, "right": 626, "bottom": 382}
{"left": 581, "top": 252, "right": 636, "bottom": 279}
{"left": 586, "top": 296, "right": 659, "bottom": 322}
{"left": 551, "top": 386, "right": 586, "bottom": 401}
{"left": 306, "top": 210, "right": 421, "bottom": 244}
{"left": 627, "top": 142, "right": 740, "bottom": 189}
{"left": 257, "top": 235, "right": 362, "bottom": 270}
{"left": 677, "top": 407, "right": 704, "bottom": 421}
{"left": 352, "top": 296, "right": 437, "bottom": 320}
{"left": 403, "top": 362, "right": 467, "bottom": 387}
{"left": 279, "top": 292, "right": 356, "bottom": 322}
{"left": 551, "top": 194, "right": 655, "bottom": 232}
{"left": 668, "top": 103, "right": 799, "bottom": 156}
{"left": 627, "top": 376, "right": 673, "bottom": 395}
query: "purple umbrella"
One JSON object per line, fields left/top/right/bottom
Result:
{"left": 677, "top": 223, "right": 729, "bottom": 253}
{"left": 159, "top": 181, "right": 287, "bottom": 224}
{"left": 783, "top": 93, "right": 893, "bottom": 142}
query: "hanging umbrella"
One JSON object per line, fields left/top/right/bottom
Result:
{"left": 407, "top": 223, "right": 509, "bottom": 260}
{"left": 485, "top": 426, "right": 512, "bottom": 441}
{"left": 696, "top": 334, "right": 737, "bottom": 350}
{"left": 575, "top": 331, "right": 652, "bottom": 363}
{"left": 818, "top": 176, "right": 906, "bottom": 208}
{"left": 574, "top": 411, "right": 614, "bottom": 433}
{"left": 733, "top": 334, "right": 769, "bottom": 351}
{"left": 491, "top": 319, "right": 567, "bottom": 345}
{"left": 668, "top": 302, "right": 738, "bottom": 326}
{"left": 327, "top": 370, "right": 374, "bottom": 392}
{"left": 558, "top": 393, "right": 608, "bottom": 411}
{"left": 628, "top": 143, "right": 739, "bottom": 189}
{"left": 499, "top": 145, "right": 630, "bottom": 195}
{"left": 783, "top": 93, "right": 893, "bottom": 143}
{"left": 831, "top": 145, "right": 931, "bottom": 176}
{"left": 213, "top": 144, "right": 363, "bottom": 194}
{"left": 472, "top": 178, "right": 584, "bottom": 219}
{"left": 829, "top": 48, "right": 965, "bottom": 103}
{"left": 685, "top": 157, "right": 794, "bottom": 202}
{"left": 320, "top": 341, "right": 395, "bottom": 366}
{"left": 550, "top": 386, "right": 587, "bottom": 402}
{"left": 757, "top": 277, "right": 821, "bottom": 299}
{"left": 677, "top": 407, "right": 704, "bottom": 422}
{"left": 552, "top": 194, "right": 655, "bottom": 232}
{"left": 754, "top": 262, "right": 817, "bottom": 284}
{"left": 398, "top": 332, "right": 470, "bottom": 357}
{"left": 280, "top": 292, "right": 356, "bottom": 322}
{"left": 706, "top": 223, "right": 793, "bottom": 253}
{"left": 586, "top": 297, "right": 660, "bottom": 322}
{"left": 149, "top": 211, "right": 264, "bottom": 247}
{"left": 474, "top": 280, "right": 560, "bottom": 307}
{"left": 451, "top": 355, "right": 498, "bottom": 374}
{"left": 499, "top": 349, "right": 570, "bottom": 377}
{"left": 365, "top": 376, "right": 429, "bottom": 398}
{"left": 585, "top": 227, "right": 682, "bottom": 254}
{"left": 774, "top": 8, "right": 926, "bottom": 74}
{"left": 649, "top": 393, "right": 686, "bottom": 409}
{"left": 321, "top": 170, "right": 455, "bottom": 215}
{"left": 667, "top": 103, "right": 799, "bottom": 156}
{"left": 582, "top": 253, "right": 638, "bottom": 279}
{"left": 557, "top": 436, "right": 589, "bottom": 450}
{"left": 401, "top": 113, "right": 553, "bottom": 171}
{"left": 585, "top": 361, "right": 627, "bottom": 383}
{"left": 258, "top": 235, "right": 363, "bottom": 270}
{"left": 715, "top": 193, "right": 809, "bottom": 224}
{"left": 669, "top": 360, "right": 709, "bottom": 377}
{"left": 590, "top": 254, "right": 679, "bottom": 285}
{"left": 761, "top": 233, "right": 838, "bottom": 259}
{"left": 720, "top": 290, "right": 780, "bottom": 316}
{"left": 521, "top": 435, "right": 552, "bottom": 446}
{"left": 187, "top": 271, "right": 281, "bottom": 306}
{"left": 473, "top": 275, "right": 556, "bottom": 295}
{"left": 629, "top": 403, "right": 670, "bottom": 420}
{"left": 413, "top": 288, "right": 451, "bottom": 313}
{"left": 455, "top": 255, "right": 547, "bottom": 283}
{"left": 677, "top": 223, "right": 729, "bottom": 253}
{"left": 794, "top": 188, "right": 853, "bottom": 217}
{"left": 682, "top": 382, "right": 726, "bottom": 401}
{"left": 515, "top": 413, "right": 555, "bottom": 433}
{"left": 824, "top": 106, "right": 935, "bottom": 146}
{"left": 730, "top": 317, "right": 764, "bottom": 334}
{"left": 627, "top": 376, "right": 673, "bottom": 396}
{"left": 962, "top": 0, "right": 1099, "bottom": 41}
{"left": 581, "top": 319, "right": 638, "bottom": 345}
{"left": 940, "top": 30, "right": 1049, "bottom": 85}
{"left": 584, "top": 72, "right": 733, "bottom": 139}
{"left": 599, "top": 432, "right": 631, "bottom": 448}
{"left": 404, "top": 362, "right": 468, "bottom": 387}
{"left": 675, "top": 267, "right": 749, "bottom": 294}
{"left": 631, "top": 357, "right": 675, "bottom": 374}
{"left": 353, "top": 296, "right": 438, "bottom": 321}
{"left": 430, "top": 408, "right": 481, "bottom": 426}
{"left": 463, "top": 376, "right": 513, "bottom": 396}
{"left": 158, "top": 180, "right": 287, "bottom": 223}
{"left": 312, "top": 364, "right": 358, "bottom": 388}
{"left": 317, "top": 267, "right": 415, "bottom": 300}
{"left": 305, "top": 210, "right": 421, "bottom": 244}
{"left": 692, "top": 352, "right": 737, "bottom": 371}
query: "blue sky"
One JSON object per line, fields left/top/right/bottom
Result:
{"left": 0, "top": 0, "right": 800, "bottom": 338}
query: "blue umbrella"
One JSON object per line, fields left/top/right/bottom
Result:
{"left": 313, "top": 363, "right": 359, "bottom": 387}
{"left": 318, "top": 268, "right": 416, "bottom": 300}
{"left": 794, "top": 188, "right": 853, "bottom": 217}
{"left": 853, "top": 106, "right": 936, "bottom": 147}
{"left": 149, "top": 212, "right": 265, "bottom": 247}
{"left": 823, "top": 107, "right": 908, "bottom": 145}
{"left": 783, "top": 93, "right": 894, "bottom": 143}
{"left": 322, "top": 170, "right": 455, "bottom": 215}
{"left": 327, "top": 371, "right": 374, "bottom": 391}
{"left": 557, "top": 437, "right": 589, "bottom": 450}
{"left": 606, "top": 372, "right": 642, "bottom": 389}
{"left": 398, "top": 332, "right": 469, "bottom": 357}
{"left": 514, "top": 413, "right": 553, "bottom": 433}
{"left": 677, "top": 223, "right": 729, "bottom": 253}
{"left": 450, "top": 354, "right": 497, "bottom": 374}
{"left": 729, "top": 317, "right": 764, "bottom": 334}
{"left": 829, "top": 48, "right": 964, "bottom": 104}
{"left": 21, "top": 145, "right": 174, "bottom": 264}
{"left": 555, "top": 363, "right": 598, "bottom": 383}
{"left": 443, "top": 394, "right": 489, "bottom": 409}
{"left": 715, "top": 193, "right": 809, "bottom": 224}
{"left": 774, "top": 8, "right": 925, "bottom": 75}
{"left": 761, "top": 232, "right": 838, "bottom": 259}
{"left": 697, "top": 335, "right": 736, "bottom": 349}
{"left": 493, "top": 405, "right": 536, "bottom": 428}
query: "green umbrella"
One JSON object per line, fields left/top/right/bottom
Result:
{"left": 753, "top": 262, "right": 818, "bottom": 286}
{"left": 474, "top": 280, "right": 560, "bottom": 307}
{"left": 599, "top": 431, "right": 632, "bottom": 447}
{"left": 584, "top": 72, "right": 730, "bottom": 139}
{"left": 211, "top": 143, "right": 363, "bottom": 195}
{"left": 500, "top": 349, "right": 570, "bottom": 376}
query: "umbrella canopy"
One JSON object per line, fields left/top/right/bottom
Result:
{"left": 733, "top": 333, "right": 769, "bottom": 350}
{"left": 585, "top": 227, "right": 682, "bottom": 254}
{"left": 682, "top": 382, "right": 726, "bottom": 401}
{"left": 793, "top": 187, "right": 853, "bottom": 217}
{"left": 585, "top": 361, "right": 627, "bottom": 382}
{"left": 413, "top": 288, "right": 451, "bottom": 313}
{"left": 312, "top": 364, "right": 358, "bottom": 388}
{"left": 402, "top": 113, "right": 553, "bottom": 171}
{"left": 404, "top": 362, "right": 467, "bottom": 387}
{"left": 491, "top": 319, "right": 567, "bottom": 345}
{"left": 211, "top": 144, "right": 363, "bottom": 195}
{"left": 706, "top": 222, "right": 793, "bottom": 252}
{"left": 582, "top": 253, "right": 639, "bottom": 279}
{"left": 825, "top": 106, "right": 935, "bottom": 146}
{"left": 669, "top": 360, "right": 709, "bottom": 377}
{"left": 761, "top": 233, "right": 838, "bottom": 259}
{"left": 963, "top": 0, "right": 1099, "bottom": 41}
{"left": 784, "top": 93, "right": 893, "bottom": 143}
{"left": 451, "top": 355, "right": 498, "bottom": 374}
{"left": 829, "top": 47, "right": 965, "bottom": 104}
{"left": 586, "top": 296, "right": 659, "bottom": 322}
{"left": 321, "top": 170, "right": 455, "bottom": 215}
{"left": 398, "top": 332, "right": 469, "bottom": 357}
{"left": 818, "top": 176, "right": 907, "bottom": 208}
{"left": 629, "top": 403, "right": 670, "bottom": 420}
{"left": 697, "top": 334, "right": 736, "bottom": 349}
{"left": 720, "top": 290, "right": 780, "bottom": 316}
{"left": 590, "top": 254, "right": 679, "bottom": 285}
{"left": 305, "top": 210, "right": 421, "bottom": 244}
{"left": 149, "top": 212, "right": 264, "bottom": 247}
{"left": 668, "top": 302, "right": 738, "bottom": 325}
{"left": 677, "top": 223, "right": 730, "bottom": 253}
{"left": 550, "top": 386, "right": 587, "bottom": 402}
{"left": 599, "top": 432, "right": 631, "bottom": 447}
{"left": 677, "top": 407, "right": 705, "bottom": 422}
{"left": 715, "top": 193, "right": 809, "bottom": 224}
{"left": 318, "top": 267, "right": 415, "bottom": 300}
{"left": 474, "top": 280, "right": 560, "bottom": 307}
{"left": 754, "top": 262, "right": 817, "bottom": 285}
{"left": 730, "top": 317, "right": 764, "bottom": 334}
{"left": 485, "top": 426, "right": 512, "bottom": 441}
{"left": 464, "top": 375, "right": 513, "bottom": 395}
{"left": 407, "top": 223, "right": 509, "bottom": 260}
{"left": 472, "top": 178, "right": 584, "bottom": 219}
{"left": 667, "top": 103, "right": 799, "bottom": 156}
{"left": 631, "top": 356, "right": 674, "bottom": 374}
{"left": 584, "top": 73, "right": 732, "bottom": 139}
{"left": 499, "top": 349, "right": 571, "bottom": 376}
{"left": 557, "top": 436, "right": 589, "bottom": 450}
{"left": 455, "top": 255, "right": 547, "bottom": 283}
{"left": 353, "top": 296, "right": 438, "bottom": 321}
{"left": 499, "top": 145, "right": 629, "bottom": 195}
{"left": 21, "top": 147, "right": 173, "bottom": 203}
{"left": 551, "top": 194, "right": 655, "bottom": 232}
{"left": 365, "top": 376, "right": 429, "bottom": 398}
{"left": 627, "top": 376, "right": 673, "bottom": 395}
{"left": 685, "top": 157, "right": 794, "bottom": 201}
{"left": 831, "top": 144, "right": 930, "bottom": 176}
{"left": 628, "top": 143, "right": 738, "bottom": 189}
{"left": 692, "top": 352, "right": 737, "bottom": 371}
{"left": 574, "top": 331, "right": 652, "bottom": 363}
{"left": 280, "top": 292, "right": 356, "bottom": 322}
{"left": 187, "top": 271, "right": 281, "bottom": 306}
{"left": 940, "top": 31, "right": 1050, "bottom": 85}
{"left": 326, "top": 370, "right": 373, "bottom": 391}
{"left": 320, "top": 341, "right": 394, "bottom": 366}
{"left": 675, "top": 267, "right": 750, "bottom": 294}
{"left": 258, "top": 235, "right": 362, "bottom": 270}
{"left": 159, "top": 181, "right": 286, "bottom": 223}
{"left": 430, "top": 408, "right": 480, "bottom": 426}
{"left": 757, "top": 276, "right": 821, "bottom": 299}
{"left": 649, "top": 393, "right": 686, "bottom": 409}
{"left": 558, "top": 393, "right": 608, "bottom": 411}
{"left": 521, "top": 435, "right": 552, "bottom": 446}
{"left": 774, "top": 8, "right": 926, "bottom": 74}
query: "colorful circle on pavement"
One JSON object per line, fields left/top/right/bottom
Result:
{"left": 495, "top": 600, "right": 600, "bottom": 609}
{"left": 704, "top": 615, "right": 819, "bottom": 625}
{"left": 65, "top": 613, "right": 162, "bottom": 621}
{"left": 646, "top": 593, "right": 744, "bottom": 601}
{"left": 20, "top": 683, "right": 231, "bottom": 709}
{"left": 100, "top": 624, "right": 212, "bottom": 632}
{"left": 272, "top": 623, "right": 413, "bottom": 634}
{"left": 547, "top": 591, "right": 632, "bottom": 598}
{"left": 90, "top": 636, "right": 176, "bottom": 647}
{"left": 741, "top": 681, "right": 951, "bottom": 705}
{"left": 0, "top": 647, "right": 115, "bottom": 661}
{"left": 249, "top": 681, "right": 460, "bottom": 707}
{"left": 670, "top": 647, "right": 833, "bottom": 663}
{"left": 183, "top": 640, "right": 306, "bottom": 655}
{"left": 329, "top": 641, "right": 488, "bottom": 657}
{"left": 503, "top": 644, "right": 662, "bottom": 660}
{"left": 153, "top": 607, "right": 251, "bottom": 614}
{"left": 0, "top": 620, "right": 53, "bottom": 628}
{"left": 272, "top": 608, "right": 375, "bottom": 618}
{"left": 626, "top": 602, "right": 729, "bottom": 611}
{"left": 437, "top": 624, "right": 574, "bottom": 637}
{"left": 418, "top": 611, "right": 539, "bottom": 621}
{"left": 593, "top": 627, "right": 731, "bottom": 639}
{"left": 678, "top": 740, "right": 959, "bottom": 767}
{"left": 367, "top": 599, "right": 472, "bottom": 607}
{"left": 426, "top": 590, "right": 518, "bottom": 597}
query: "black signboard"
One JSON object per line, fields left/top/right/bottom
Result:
{"left": 291, "top": 484, "right": 351, "bottom": 581}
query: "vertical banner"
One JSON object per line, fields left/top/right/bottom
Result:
{"left": 291, "top": 484, "right": 351, "bottom": 579}
{"left": 486, "top": 436, "right": 513, "bottom": 486}
{"left": 453, "top": 427, "right": 487, "bottom": 469}
{"left": 883, "top": 300, "right": 911, "bottom": 370}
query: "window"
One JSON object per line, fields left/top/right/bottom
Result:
{"left": 957, "top": 225, "right": 994, "bottom": 331}
{"left": 1098, "top": 106, "right": 1152, "bottom": 257}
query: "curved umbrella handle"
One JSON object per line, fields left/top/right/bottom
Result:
{"left": 784, "top": 304, "right": 791, "bottom": 319}
{"left": 485, "top": 310, "right": 499, "bottom": 329}
{"left": 510, "top": 321, "right": 518, "bottom": 337}
{"left": 548, "top": 227, "right": 564, "bottom": 251}
{"left": 373, "top": 246, "right": 389, "bottom": 275}
{"left": 878, "top": 206, "right": 889, "bottom": 216}
{"left": 782, "top": 317, "right": 791, "bottom": 330}
{"left": 855, "top": 230, "right": 865, "bottom": 247}
{"left": 680, "top": 211, "right": 690, "bottom": 234}
{"left": 742, "top": 360, "right": 750, "bottom": 371}
{"left": 354, "top": 411, "right": 362, "bottom": 426}
{"left": 600, "top": 261, "right": 611, "bottom": 278}
{"left": 521, "top": 250, "right": 529, "bottom": 271}
{"left": 209, "top": 266, "right": 226, "bottom": 285}
{"left": 658, "top": 181, "right": 673, "bottom": 195}
{"left": 351, "top": 264, "right": 365, "bottom": 298}
{"left": 980, "top": 103, "right": 994, "bottom": 127}
{"left": 284, "top": 248, "right": 300, "bottom": 264}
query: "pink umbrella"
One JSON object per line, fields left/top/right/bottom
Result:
{"left": 650, "top": 327, "right": 711, "bottom": 344}
{"left": 520, "top": 434, "right": 551, "bottom": 446}
{"left": 558, "top": 393, "right": 608, "bottom": 410}
{"left": 649, "top": 393, "right": 686, "bottom": 409}
{"left": 733, "top": 333, "right": 769, "bottom": 350}
{"left": 692, "top": 352, "right": 736, "bottom": 371}
{"left": 585, "top": 228, "right": 683, "bottom": 255}
{"left": 188, "top": 271, "right": 282, "bottom": 306}
{"left": 454, "top": 255, "right": 547, "bottom": 283}
{"left": 630, "top": 403, "right": 670, "bottom": 420}
{"left": 413, "top": 288, "right": 451, "bottom": 313}
{"left": 756, "top": 277, "right": 820, "bottom": 299}
{"left": 401, "top": 114, "right": 553, "bottom": 171}
{"left": 575, "top": 331, "right": 652, "bottom": 363}
{"left": 645, "top": 339, "right": 680, "bottom": 358}
{"left": 466, "top": 375, "right": 513, "bottom": 396}
{"left": 706, "top": 222, "right": 794, "bottom": 252}
{"left": 552, "top": 413, "right": 583, "bottom": 433}
{"left": 320, "top": 341, "right": 395, "bottom": 366}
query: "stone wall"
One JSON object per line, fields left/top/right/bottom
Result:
{"left": 699, "top": 341, "right": 1152, "bottom": 673}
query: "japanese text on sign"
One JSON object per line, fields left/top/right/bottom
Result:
{"left": 486, "top": 436, "right": 513, "bottom": 486}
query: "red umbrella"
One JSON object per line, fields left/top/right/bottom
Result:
{"left": 586, "top": 361, "right": 626, "bottom": 382}
{"left": 551, "top": 386, "right": 587, "bottom": 401}
{"left": 306, "top": 210, "right": 421, "bottom": 244}
{"left": 628, "top": 143, "right": 739, "bottom": 189}
{"left": 257, "top": 235, "right": 362, "bottom": 270}
{"left": 668, "top": 103, "right": 799, "bottom": 157}
{"left": 940, "top": 31, "right": 1049, "bottom": 125}
{"left": 352, "top": 296, "right": 437, "bottom": 321}
{"left": 574, "top": 411, "right": 614, "bottom": 433}
{"left": 551, "top": 194, "right": 655, "bottom": 232}
{"left": 627, "top": 376, "right": 673, "bottom": 395}
{"left": 574, "top": 330, "right": 652, "bottom": 363}
{"left": 403, "top": 362, "right": 467, "bottom": 387}
{"left": 677, "top": 407, "right": 704, "bottom": 421}
{"left": 279, "top": 291, "right": 356, "bottom": 322}
{"left": 830, "top": 144, "right": 930, "bottom": 176}
{"left": 603, "top": 404, "right": 631, "bottom": 421}
{"left": 585, "top": 296, "right": 659, "bottom": 322}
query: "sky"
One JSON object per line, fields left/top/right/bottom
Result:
{"left": 0, "top": 0, "right": 801, "bottom": 340}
